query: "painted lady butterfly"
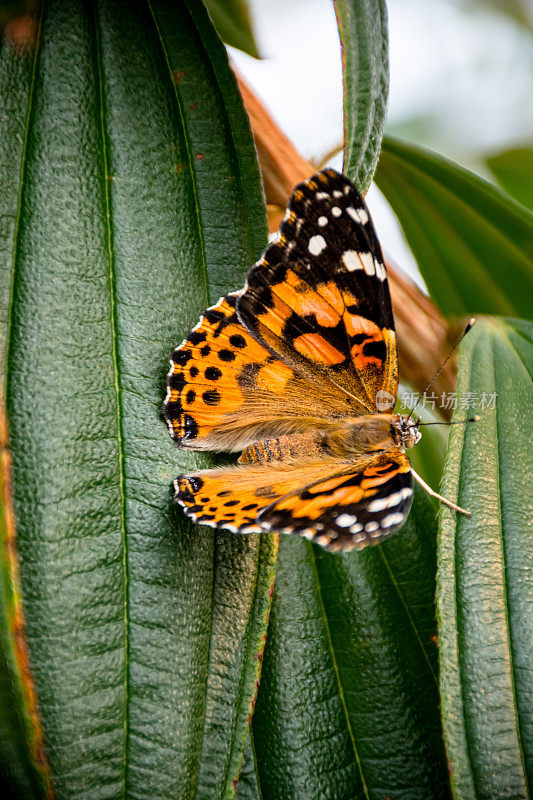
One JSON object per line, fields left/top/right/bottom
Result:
{"left": 163, "top": 169, "right": 468, "bottom": 552}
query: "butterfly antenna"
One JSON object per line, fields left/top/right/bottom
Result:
{"left": 406, "top": 318, "right": 476, "bottom": 422}
{"left": 418, "top": 416, "right": 480, "bottom": 426}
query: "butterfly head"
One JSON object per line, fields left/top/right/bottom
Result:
{"left": 395, "top": 415, "right": 421, "bottom": 450}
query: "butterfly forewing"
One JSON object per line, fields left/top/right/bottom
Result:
{"left": 163, "top": 293, "right": 367, "bottom": 452}
{"left": 237, "top": 169, "right": 398, "bottom": 412}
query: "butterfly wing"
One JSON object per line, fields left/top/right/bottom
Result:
{"left": 174, "top": 450, "right": 413, "bottom": 552}
{"left": 237, "top": 169, "right": 398, "bottom": 412}
{"left": 163, "top": 293, "right": 356, "bottom": 452}
{"left": 163, "top": 169, "right": 398, "bottom": 454}
{"left": 174, "top": 461, "right": 343, "bottom": 533}
{"left": 259, "top": 451, "right": 413, "bottom": 552}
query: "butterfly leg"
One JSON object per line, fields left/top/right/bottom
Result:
{"left": 410, "top": 467, "right": 471, "bottom": 516}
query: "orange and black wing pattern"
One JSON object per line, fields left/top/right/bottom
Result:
{"left": 163, "top": 169, "right": 412, "bottom": 553}
{"left": 174, "top": 451, "right": 413, "bottom": 552}
{"left": 237, "top": 169, "right": 398, "bottom": 412}
{"left": 260, "top": 451, "right": 413, "bottom": 551}
{"left": 173, "top": 462, "right": 339, "bottom": 534}
{"left": 163, "top": 293, "right": 360, "bottom": 453}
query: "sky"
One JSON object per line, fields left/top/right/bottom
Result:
{"left": 230, "top": 0, "right": 533, "bottom": 287}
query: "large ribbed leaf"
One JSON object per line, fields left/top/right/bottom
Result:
{"left": 252, "top": 487, "right": 452, "bottom": 799}
{"left": 335, "top": 0, "right": 389, "bottom": 193}
{"left": 438, "top": 317, "right": 533, "bottom": 798}
{"left": 375, "top": 137, "right": 533, "bottom": 319}
{"left": 0, "top": 1, "right": 277, "bottom": 798}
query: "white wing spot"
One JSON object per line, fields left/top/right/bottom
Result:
{"left": 308, "top": 235, "right": 327, "bottom": 255}
{"left": 382, "top": 512, "right": 405, "bottom": 529}
{"left": 368, "top": 490, "right": 407, "bottom": 513}
{"left": 350, "top": 522, "right": 364, "bottom": 534}
{"left": 367, "top": 497, "right": 388, "bottom": 513}
{"left": 316, "top": 192, "right": 329, "bottom": 200}
{"left": 331, "top": 206, "right": 342, "bottom": 217}
{"left": 365, "top": 521, "right": 379, "bottom": 533}
{"left": 342, "top": 250, "right": 363, "bottom": 272}
{"left": 318, "top": 216, "right": 328, "bottom": 227}
{"left": 336, "top": 513, "right": 357, "bottom": 527}
{"left": 347, "top": 206, "right": 369, "bottom": 224}
{"left": 333, "top": 189, "right": 343, "bottom": 198}
{"left": 361, "top": 252, "right": 375, "bottom": 275}
{"left": 375, "top": 260, "right": 387, "bottom": 281}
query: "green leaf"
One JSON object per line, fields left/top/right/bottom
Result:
{"left": 437, "top": 317, "right": 533, "bottom": 798}
{"left": 0, "top": 1, "right": 276, "bottom": 797}
{"left": 252, "top": 487, "right": 451, "bottom": 800}
{"left": 203, "top": 0, "right": 260, "bottom": 59}
{"left": 486, "top": 146, "right": 533, "bottom": 212}
{"left": 0, "top": 16, "right": 49, "bottom": 798}
{"left": 234, "top": 734, "right": 261, "bottom": 800}
{"left": 375, "top": 136, "right": 533, "bottom": 319}
{"left": 335, "top": 0, "right": 389, "bottom": 193}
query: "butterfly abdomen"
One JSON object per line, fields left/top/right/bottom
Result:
{"left": 239, "top": 430, "right": 329, "bottom": 465}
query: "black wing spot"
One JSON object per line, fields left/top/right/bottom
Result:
{"left": 202, "top": 389, "right": 221, "bottom": 405}
{"left": 205, "top": 366, "right": 222, "bottom": 381}
{"left": 229, "top": 334, "right": 246, "bottom": 348}
{"left": 168, "top": 372, "right": 186, "bottom": 391}
{"left": 363, "top": 340, "right": 387, "bottom": 360}
{"left": 188, "top": 330, "right": 207, "bottom": 345}
{"left": 183, "top": 414, "right": 199, "bottom": 439}
{"left": 172, "top": 349, "right": 192, "bottom": 366}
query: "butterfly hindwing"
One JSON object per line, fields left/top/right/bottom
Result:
{"left": 237, "top": 169, "right": 398, "bottom": 412}
{"left": 259, "top": 451, "right": 413, "bottom": 552}
{"left": 174, "top": 462, "right": 343, "bottom": 533}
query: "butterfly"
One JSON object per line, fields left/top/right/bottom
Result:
{"left": 163, "top": 168, "right": 468, "bottom": 553}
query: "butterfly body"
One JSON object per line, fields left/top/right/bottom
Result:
{"left": 163, "top": 169, "right": 423, "bottom": 552}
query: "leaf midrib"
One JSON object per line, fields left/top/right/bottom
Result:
{"left": 144, "top": 5, "right": 222, "bottom": 798}
{"left": 309, "top": 546, "right": 370, "bottom": 800}
{"left": 92, "top": 8, "right": 130, "bottom": 799}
